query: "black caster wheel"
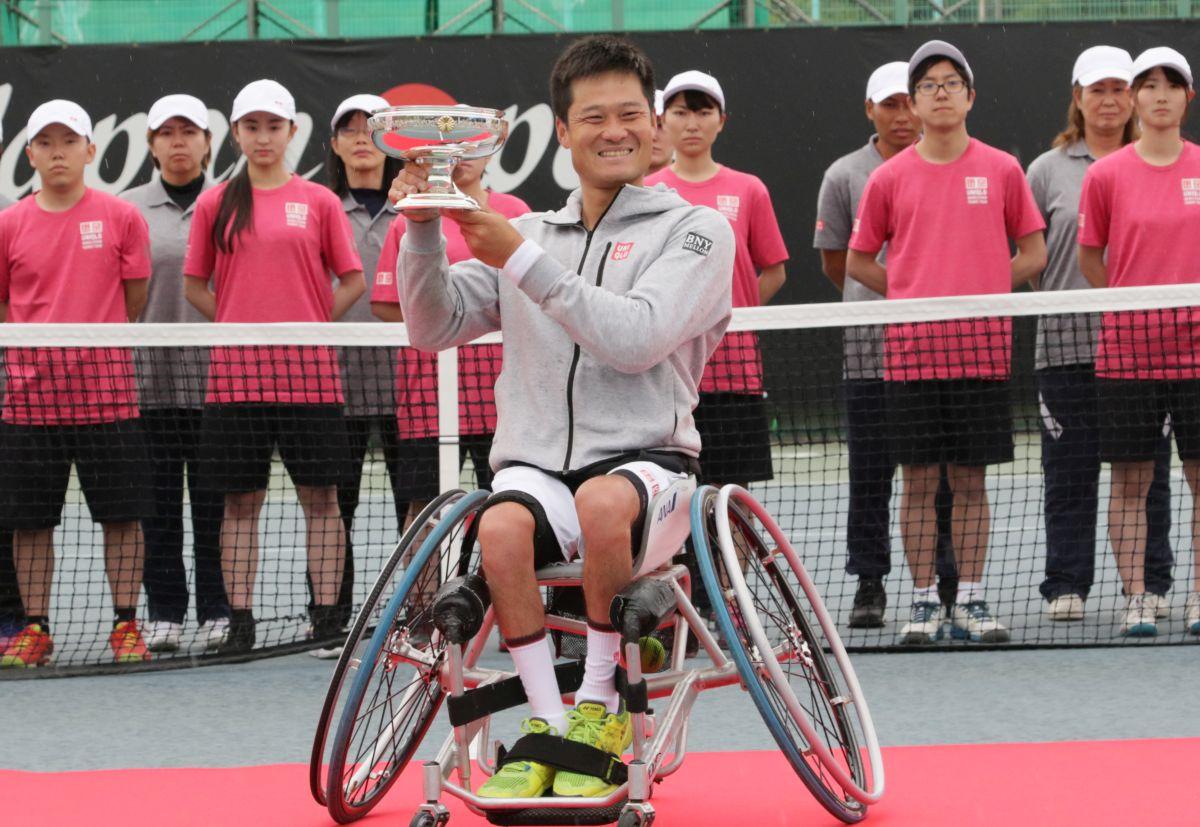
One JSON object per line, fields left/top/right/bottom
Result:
{"left": 409, "top": 813, "right": 448, "bottom": 827}
{"left": 618, "top": 811, "right": 653, "bottom": 827}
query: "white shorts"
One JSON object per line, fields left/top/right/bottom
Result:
{"left": 490, "top": 460, "right": 688, "bottom": 563}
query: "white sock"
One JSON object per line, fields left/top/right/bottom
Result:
{"left": 956, "top": 581, "right": 985, "bottom": 605}
{"left": 507, "top": 633, "right": 567, "bottom": 735}
{"left": 576, "top": 624, "right": 622, "bottom": 714}
{"left": 914, "top": 585, "right": 939, "bottom": 604}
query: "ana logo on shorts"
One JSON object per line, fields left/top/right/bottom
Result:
{"left": 78, "top": 221, "right": 103, "bottom": 250}
{"left": 612, "top": 241, "right": 635, "bottom": 261}
{"left": 682, "top": 232, "right": 713, "bottom": 257}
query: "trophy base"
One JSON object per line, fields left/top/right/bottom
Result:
{"left": 396, "top": 192, "right": 481, "bottom": 211}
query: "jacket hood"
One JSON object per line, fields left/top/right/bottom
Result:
{"left": 539, "top": 182, "right": 693, "bottom": 226}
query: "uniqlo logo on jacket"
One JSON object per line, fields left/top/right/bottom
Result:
{"left": 964, "top": 177, "right": 989, "bottom": 205}
{"left": 79, "top": 221, "right": 103, "bottom": 250}
{"left": 1182, "top": 179, "right": 1200, "bottom": 205}
{"left": 285, "top": 202, "right": 309, "bottom": 228}
{"left": 611, "top": 241, "right": 634, "bottom": 261}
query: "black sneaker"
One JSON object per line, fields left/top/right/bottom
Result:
{"left": 219, "top": 610, "right": 256, "bottom": 654}
{"left": 848, "top": 578, "right": 886, "bottom": 628}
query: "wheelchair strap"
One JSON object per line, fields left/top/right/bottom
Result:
{"left": 497, "top": 733, "right": 629, "bottom": 786}
{"left": 446, "top": 660, "right": 586, "bottom": 728}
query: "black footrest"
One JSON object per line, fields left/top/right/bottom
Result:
{"left": 484, "top": 802, "right": 625, "bottom": 826}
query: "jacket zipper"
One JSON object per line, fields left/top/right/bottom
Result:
{"left": 561, "top": 191, "right": 623, "bottom": 472}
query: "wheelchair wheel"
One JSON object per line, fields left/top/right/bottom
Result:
{"left": 324, "top": 488, "right": 489, "bottom": 824}
{"left": 690, "top": 485, "right": 884, "bottom": 824}
{"left": 310, "top": 489, "right": 465, "bottom": 806}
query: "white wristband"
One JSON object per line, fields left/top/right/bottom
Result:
{"left": 501, "top": 239, "right": 543, "bottom": 286}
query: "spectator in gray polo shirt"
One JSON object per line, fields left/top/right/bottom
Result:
{"left": 311, "top": 94, "right": 407, "bottom": 659}
{"left": 813, "top": 61, "right": 959, "bottom": 630}
{"left": 1027, "top": 46, "right": 1173, "bottom": 623}
{"left": 122, "top": 94, "right": 230, "bottom": 653}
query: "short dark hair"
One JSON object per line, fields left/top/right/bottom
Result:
{"left": 549, "top": 35, "right": 655, "bottom": 122}
{"left": 908, "top": 55, "right": 973, "bottom": 96}
{"left": 1133, "top": 64, "right": 1190, "bottom": 91}
{"left": 663, "top": 89, "right": 723, "bottom": 114}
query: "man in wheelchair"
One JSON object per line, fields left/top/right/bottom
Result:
{"left": 388, "top": 35, "right": 734, "bottom": 800}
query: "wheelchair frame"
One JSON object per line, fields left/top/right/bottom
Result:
{"left": 315, "top": 480, "right": 883, "bottom": 827}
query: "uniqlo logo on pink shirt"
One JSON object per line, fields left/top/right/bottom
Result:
{"left": 285, "top": 202, "right": 309, "bottom": 228}
{"left": 716, "top": 194, "right": 740, "bottom": 221}
{"left": 1182, "top": 179, "right": 1200, "bottom": 205}
{"left": 964, "top": 177, "right": 989, "bottom": 205}
{"left": 611, "top": 241, "right": 634, "bottom": 260}
{"left": 375, "top": 269, "right": 394, "bottom": 286}
{"left": 78, "top": 221, "right": 103, "bottom": 250}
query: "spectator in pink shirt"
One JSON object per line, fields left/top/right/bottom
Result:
{"left": 848, "top": 41, "right": 1046, "bottom": 645}
{"left": 184, "top": 80, "right": 365, "bottom": 654}
{"left": 0, "top": 100, "right": 153, "bottom": 668}
{"left": 1078, "top": 46, "right": 1200, "bottom": 637}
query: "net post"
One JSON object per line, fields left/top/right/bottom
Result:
{"left": 438, "top": 345, "right": 460, "bottom": 495}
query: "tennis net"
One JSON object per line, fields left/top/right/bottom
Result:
{"left": 2, "top": 283, "right": 1199, "bottom": 676}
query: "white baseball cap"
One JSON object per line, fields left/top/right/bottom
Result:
{"left": 866, "top": 62, "right": 910, "bottom": 103}
{"left": 330, "top": 93, "right": 390, "bottom": 132}
{"left": 663, "top": 70, "right": 726, "bottom": 111}
{"left": 231, "top": 79, "right": 296, "bottom": 122}
{"left": 147, "top": 94, "right": 210, "bottom": 131}
{"left": 1132, "top": 46, "right": 1193, "bottom": 88}
{"left": 908, "top": 40, "right": 974, "bottom": 86}
{"left": 1072, "top": 46, "right": 1133, "bottom": 87}
{"left": 26, "top": 99, "right": 93, "bottom": 143}
{"left": 654, "top": 89, "right": 664, "bottom": 117}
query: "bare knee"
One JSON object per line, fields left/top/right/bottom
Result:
{"left": 297, "top": 485, "right": 339, "bottom": 518}
{"left": 901, "top": 465, "right": 940, "bottom": 498}
{"left": 576, "top": 475, "right": 639, "bottom": 556}
{"left": 947, "top": 466, "right": 987, "bottom": 501}
{"left": 479, "top": 502, "right": 537, "bottom": 580}
{"left": 225, "top": 490, "right": 265, "bottom": 521}
{"left": 1111, "top": 463, "right": 1153, "bottom": 501}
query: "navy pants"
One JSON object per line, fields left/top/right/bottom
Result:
{"left": 141, "top": 408, "right": 230, "bottom": 626}
{"left": 1037, "top": 366, "right": 1173, "bottom": 600}
{"left": 844, "top": 379, "right": 958, "bottom": 580}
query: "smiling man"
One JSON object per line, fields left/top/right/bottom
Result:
{"left": 390, "top": 35, "right": 733, "bottom": 799}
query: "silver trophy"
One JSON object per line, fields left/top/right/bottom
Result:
{"left": 368, "top": 105, "right": 509, "bottom": 211}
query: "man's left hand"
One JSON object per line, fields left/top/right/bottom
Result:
{"left": 443, "top": 207, "right": 525, "bottom": 269}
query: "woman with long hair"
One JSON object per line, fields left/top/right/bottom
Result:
{"left": 1027, "top": 46, "right": 1174, "bottom": 625}
{"left": 311, "top": 93, "right": 404, "bottom": 658}
{"left": 184, "top": 80, "right": 365, "bottom": 653}
{"left": 1078, "top": 47, "right": 1200, "bottom": 636}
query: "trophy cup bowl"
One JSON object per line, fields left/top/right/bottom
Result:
{"left": 368, "top": 105, "right": 509, "bottom": 211}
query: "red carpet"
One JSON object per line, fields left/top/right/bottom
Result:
{"left": 3, "top": 739, "right": 1197, "bottom": 826}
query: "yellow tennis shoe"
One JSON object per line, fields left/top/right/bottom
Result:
{"left": 552, "top": 702, "right": 632, "bottom": 797}
{"left": 478, "top": 717, "right": 557, "bottom": 799}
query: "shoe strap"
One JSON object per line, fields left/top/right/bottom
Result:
{"left": 497, "top": 732, "right": 628, "bottom": 785}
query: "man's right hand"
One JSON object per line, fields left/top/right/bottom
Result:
{"left": 388, "top": 155, "right": 439, "bottom": 223}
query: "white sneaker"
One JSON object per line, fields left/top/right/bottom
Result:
{"left": 144, "top": 621, "right": 182, "bottom": 653}
{"left": 1045, "top": 594, "right": 1085, "bottom": 622}
{"left": 899, "top": 601, "right": 943, "bottom": 645}
{"left": 1186, "top": 593, "right": 1200, "bottom": 636}
{"left": 308, "top": 644, "right": 344, "bottom": 660}
{"left": 950, "top": 601, "right": 1010, "bottom": 643}
{"left": 1119, "top": 594, "right": 1157, "bottom": 637}
{"left": 1145, "top": 593, "right": 1170, "bottom": 620}
{"left": 202, "top": 617, "right": 231, "bottom": 651}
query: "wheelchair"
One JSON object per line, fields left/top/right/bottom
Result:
{"left": 310, "top": 478, "right": 884, "bottom": 826}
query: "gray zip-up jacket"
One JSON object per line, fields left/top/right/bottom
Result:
{"left": 398, "top": 183, "right": 734, "bottom": 473}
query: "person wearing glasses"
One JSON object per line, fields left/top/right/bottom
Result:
{"left": 814, "top": 60, "right": 960, "bottom": 630}
{"left": 847, "top": 41, "right": 1047, "bottom": 644}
